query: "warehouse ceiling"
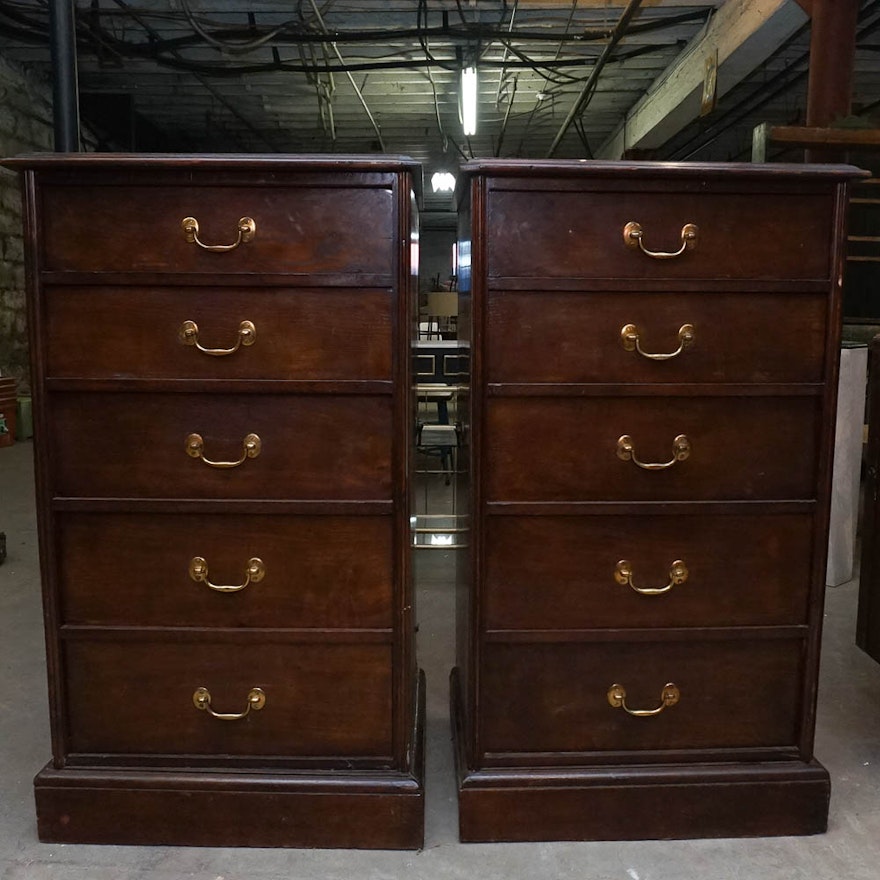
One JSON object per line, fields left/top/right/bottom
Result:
{"left": 2, "top": 1, "right": 880, "bottom": 211}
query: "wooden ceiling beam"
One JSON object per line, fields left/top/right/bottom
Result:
{"left": 595, "top": 0, "right": 809, "bottom": 158}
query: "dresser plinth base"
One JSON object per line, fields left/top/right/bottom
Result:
{"left": 35, "top": 765, "right": 424, "bottom": 850}
{"left": 451, "top": 668, "right": 829, "bottom": 842}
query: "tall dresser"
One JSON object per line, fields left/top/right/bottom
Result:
{"left": 3, "top": 154, "right": 424, "bottom": 849}
{"left": 452, "top": 159, "right": 864, "bottom": 842}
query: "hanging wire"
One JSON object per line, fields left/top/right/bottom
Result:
{"left": 178, "top": 0, "right": 297, "bottom": 55}
{"left": 306, "top": 0, "right": 385, "bottom": 150}
{"left": 514, "top": 0, "right": 581, "bottom": 156}
{"left": 0, "top": 0, "right": 694, "bottom": 81}
{"left": 494, "top": 0, "right": 518, "bottom": 108}
{"left": 547, "top": 0, "right": 646, "bottom": 157}
{"left": 0, "top": 0, "right": 726, "bottom": 161}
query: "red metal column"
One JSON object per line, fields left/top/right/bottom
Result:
{"left": 804, "top": 0, "right": 860, "bottom": 161}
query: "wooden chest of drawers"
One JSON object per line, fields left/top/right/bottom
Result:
{"left": 3, "top": 154, "right": 423, "bottom": 848}
{"left": 452, "top": 159, "right": 864, "bottom": 842}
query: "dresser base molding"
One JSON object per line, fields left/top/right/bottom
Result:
{"left": 451, "top": 668, "right": 828, "bottom": 842}
{"left": 35, "top": 671, "right": 426, "bottom": 850}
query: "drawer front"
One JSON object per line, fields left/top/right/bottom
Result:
{"left": 484, "top": 514, "right": 813, "bottom": 630}
{"left": 480, "top": 639, "right": 803, "bottom": 756}
{"left": 58, "top": 513, "right": 393, "bottom": 628}
{"left": 41, "top": 184, "right": 394, "bottom": 276}
{"left": 485, "top": 397, "right": 819, "bottom": 502}
{"left": 45, "top": 287, "right": 393, "bottom": 381}
{"left": 486, "top": 189, "right": 834, "bottom": 281}
{"left": 487, "top": 291, "right": 827, "bottom": 385}
{"left": 65, "top": 640, "right": 393, "bottom": 757}
{"left": 51, "top": 392, "right": 392, "bottom": 500}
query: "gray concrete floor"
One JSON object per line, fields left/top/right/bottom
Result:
{"left": 2, "top": 438, "right": 880, "bottom": 878}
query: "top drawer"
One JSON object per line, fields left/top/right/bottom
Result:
{"left": 39, "top": 184, "right": 395, "bottom": 277}
{"left": 485, "top": 188, "right": 835, "bottom": 283}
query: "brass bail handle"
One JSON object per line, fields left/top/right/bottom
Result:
{"left": 179, "top": 320, "right": 256, "bottom": 357}
{"left": 181, "top": 216, "right": 256, "bottom": 252}
{"left": 616, "top": 434, "right": 690, "bottom": 470}
{"left": 615, "top": 559, "right": 689, "bottom": 595}
{"left": 623, "top": 221, "right": 698, "bottom": 259}
{"left": 189, "top": 556, "right": 266, "bottom": 593}
{"left": 607, "top": 682, "right": 680, "bottom": 717}
{"left": 185, "top": 433, "right": 261, "bottom": 469}
{"left": 193, "top": 686, "right": 266, "bottom": 720}
{"left": 620, "top": 323, "right": 695, "bottom": 361}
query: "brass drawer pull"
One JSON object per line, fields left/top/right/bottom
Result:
{"left": 616, "top": 434, "right": 690, "bottom": 470}
{"left": 181, "top": 216, "right": 256, "bottom": 252}
{"left": 179, "top": 319, "right": 256, "bottom": 356}
{"left": 614, "top": 559, "right": 688, "bottom": 595}
{"left": 189, "top": 556, "right": 265, "bottom": 593}
{"left": 185, "top": 432, "right": 261, "bottom": 469}
{"left": 623, "top": 221, "right": 698, "bottom": 259}
{"left": 193, "top": 686, "right": 266, "bottom": 720}
{"left": 620, "top": 323, "right": 695, "bottom": 360}
{"left": 607, "top": 682, "right": 680, "bottom": 717}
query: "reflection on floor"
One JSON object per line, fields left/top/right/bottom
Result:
{"left": 2, "top": 439, "right": 880, "bottom": 878}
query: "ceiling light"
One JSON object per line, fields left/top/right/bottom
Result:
{"left": 461, "top": 66, "right": 478, "bottom": 136}
{"left": 431, "top": 172, "right": 456, "bottom": 193}
{"left": 430, "top": 533, "right": 454, "bottom": 546}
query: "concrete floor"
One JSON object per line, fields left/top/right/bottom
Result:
{"left": 2, "top": 438, "right": 880, "bottom": 878}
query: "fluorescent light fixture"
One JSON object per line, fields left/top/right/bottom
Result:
{"left": 461, "top": 66, "right": 478, "bottom": 136}
{"left": 431, "top": 171, "right": 456, "bottom": 192}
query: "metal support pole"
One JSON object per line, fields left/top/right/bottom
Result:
{"left": 48, "top": 0, "right": 81, "bottom": 152}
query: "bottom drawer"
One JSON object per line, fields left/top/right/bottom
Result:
{"left": 64, "top": 639, "right": 393, "bottom": 758}
{"left": 480, "top": 639, "right": 803, "bottom": 757}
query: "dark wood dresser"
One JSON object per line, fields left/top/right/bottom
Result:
{"left": 452, "top": 159, "right": 865, "bottom": 842}
{"left": 3, "top": 154, "right": 423, "bottom": 848}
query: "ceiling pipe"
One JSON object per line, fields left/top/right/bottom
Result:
{"left": 546, "top": 0, "right": 644, "bottom": 158}
{"left": 48, "top": 0, "right": 81, "bottom": 151}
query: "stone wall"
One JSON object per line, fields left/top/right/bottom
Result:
{"left": 0, "top": 54, "right": 55, "bottom": 389}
